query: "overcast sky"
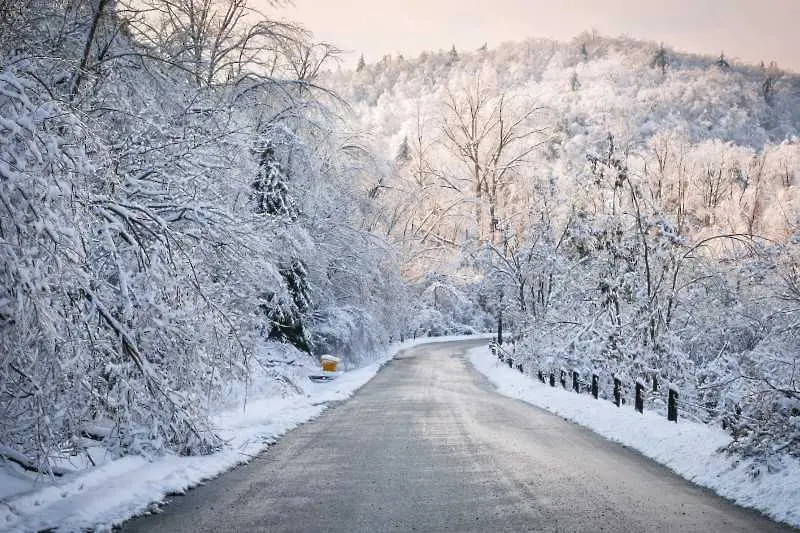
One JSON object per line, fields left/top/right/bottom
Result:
{"left": 273, "top": 0, "right": 799, "bottom": 72}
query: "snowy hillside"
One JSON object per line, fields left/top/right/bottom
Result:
{"left": 323, "top": 34, "right": 800, "bottom": 461}
{"left": 329, "top": 34, "right": 800, "bottom": 147}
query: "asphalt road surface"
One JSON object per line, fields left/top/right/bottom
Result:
{"left": 121, "top": 340, "right": 797, "bottom": 533}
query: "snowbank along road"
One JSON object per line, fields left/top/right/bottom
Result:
{"left": 121, "top": 339, "right": 798, "bottom": 532}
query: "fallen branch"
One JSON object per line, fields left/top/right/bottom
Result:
{"left": 0, "top": 444, "right": 71, "bottom": 477}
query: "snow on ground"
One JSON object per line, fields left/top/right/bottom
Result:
{"left": 0, "top": 335, "right": 487, "bottom": 533}
{"left": 469, "top": 344, "right": 800, "bottom": 529}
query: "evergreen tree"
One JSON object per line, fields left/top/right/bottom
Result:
{"left": 250, "top": 140, "right": 311, "bottom": 351}
{"left": 395, "top": 135, "right": 411, "bottom": 163}
{"left": 356, "top": 53, "right": 366, "bottom": 72}
{"left": 263, "top": 260, "right": 312, "bottom": 352}
{"left": 761, "top": 61, "right": 780, "bottom": 103}
{"left": 651, "top": 43, "right": 668, "bottom": 75}
{"left": 570, "top": 71, "right": 580, "bottom": 91}
{"left": 251, "top": 141, "right": 298, "bottom": 221}
{"left": 448, "top": 45, "right": 458, "bottom": 65}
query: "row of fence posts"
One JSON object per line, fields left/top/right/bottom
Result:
{"left": 490, "top": 341, "right": 679, "bottom": 422}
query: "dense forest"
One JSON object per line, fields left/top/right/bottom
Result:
{"left": 1, "top": 0, "right": 798, "bottom": 478}
{"left": 323, "top": 35, "right": 800, "bottom": 461}
{"left": 0, "top": 0, "right": 413, "bottom": 472}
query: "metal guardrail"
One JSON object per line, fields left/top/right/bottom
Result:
{"left": 487, "top": 342, "right": 737, "bottom": 425}
{"left": 489, "top": 341, "right": 523, "bottom": 373}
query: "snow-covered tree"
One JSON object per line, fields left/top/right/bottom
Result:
{"left": 0, "top": 0, "right": 411, "bottom": 470}
{"left": 321, "top": 34, "right": 800, "bottom": 458}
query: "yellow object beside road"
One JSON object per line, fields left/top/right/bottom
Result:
{"left": 320, "top": 355, "right": 339, "bottom": 372}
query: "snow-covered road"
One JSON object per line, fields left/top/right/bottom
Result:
{"left": 118, "top": 340, "right": 797, "bottom": 533}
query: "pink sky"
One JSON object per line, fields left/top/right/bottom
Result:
{"left": 272, "top": 0, "right": 799, "bottom": 72}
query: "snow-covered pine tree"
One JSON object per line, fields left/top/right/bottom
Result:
{"left": 252, "top": 140, "right": 299, "bottom": 221}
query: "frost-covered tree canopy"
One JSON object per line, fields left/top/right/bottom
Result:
{"left": 0, "top": 0, "right": 410, "bottom": 471}
{"left": 323, "top": 35, "right": 800, "bottom": 459}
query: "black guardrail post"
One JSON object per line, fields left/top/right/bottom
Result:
{"left": 668, "top": 389, "right": 678, "bottom": 422}
{"left": 635, "top": 382, "right": 644, "bottom": 413}
{"left": 549, "top": 372, "right": 556, "bottom": 387}
{"left": 613, "top": 377, "right": 621, "bottom": 407}
{"left": 592, "top": 374, "right": 599, "bottom": 399}
{"left": 572, "top": 371, "right": 579, "bottom": 393}
{"left": 560, "top": 369, "right": 566, "bottom": 388}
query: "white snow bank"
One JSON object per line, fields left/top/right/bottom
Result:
{"left": 469, "top": 345, "right": 800, "bottom": 529}
{"left": 0, "top": 334, "right": 489, "bottom": 533}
